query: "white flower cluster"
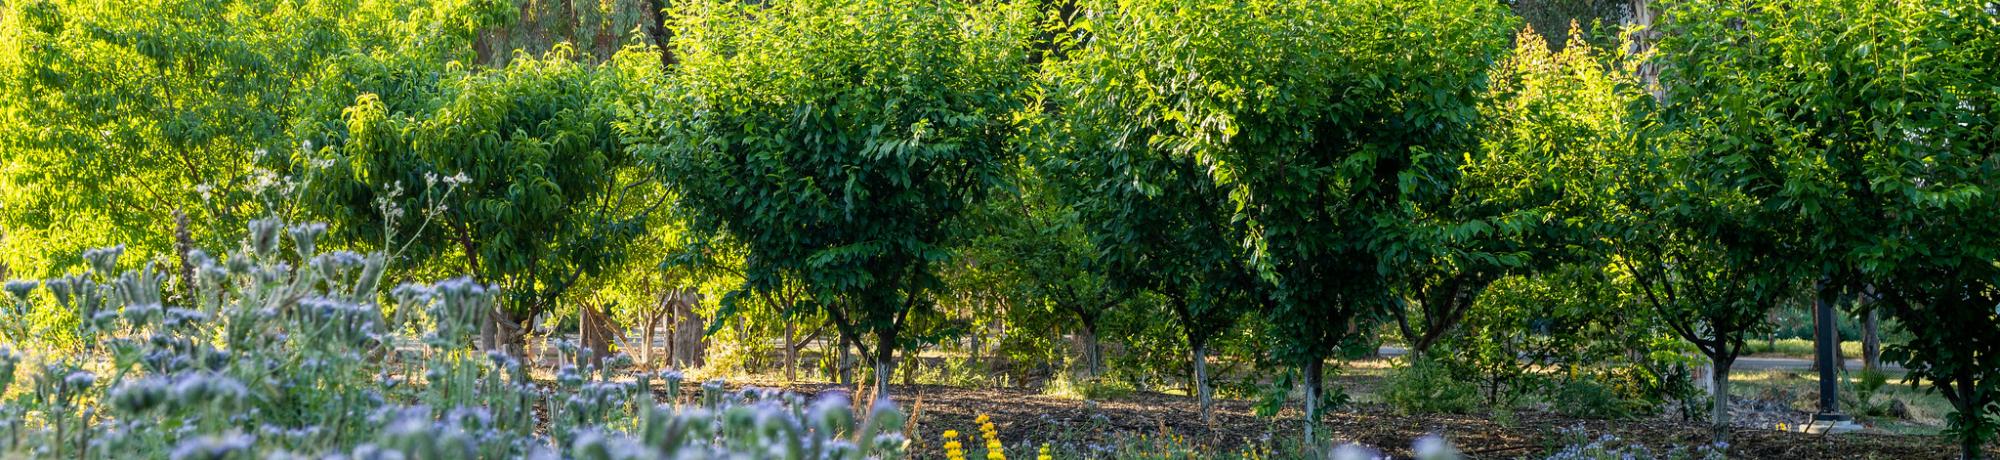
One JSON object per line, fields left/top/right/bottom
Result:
{"left": 424, "top": 171, "right": 472, "bottom": 187}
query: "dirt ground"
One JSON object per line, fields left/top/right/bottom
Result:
{"left": 709, "top": 375, "right": 1990, "bottom": 460}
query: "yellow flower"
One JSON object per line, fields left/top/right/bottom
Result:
{"left": 943, "top": 431, "right": 965, "bottom": 460}
{"left": 1037, "top": 443, "right": 1053, "bottom": 460}
{"left": 975, "top": 413, "right": 990, "bottom": 425}
{"left": 986, "top": 438, "right": 1006, "bottom": 460}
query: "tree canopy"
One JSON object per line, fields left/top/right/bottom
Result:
{"left": 0, "top": 0, "right": 510, "bottom": 278}
{"left": 1654, "top": 0, "right": 2000, "bottom": 454}
{"left": 1041, "top": 0, "right": 1517, "bottom": 430}
{"left": 2, "top": 0, "right": 1998, "bottom": 455}
{"left": 300, "top": 44, "right": 661, "bottom": 351}
{"left": 625, "top": 0, "right": 1037, "bottom": 395}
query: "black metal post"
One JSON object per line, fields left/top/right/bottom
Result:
{"left": 1814, "top": 287, "right": 1850, "bottom": 421}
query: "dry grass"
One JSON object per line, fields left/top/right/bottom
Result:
{"left": 1729, "top": 368, "right": 1955, "bottom": 435}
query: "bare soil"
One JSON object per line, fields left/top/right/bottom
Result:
{"left": 711, "top": 376, "right": 1988, "bottom": 460}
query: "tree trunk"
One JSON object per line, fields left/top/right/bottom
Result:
{"left": 733, "top": 315, "right": 750, "bottom": 370}
{"left": 976, "top": 316, "right": 992, "bottom": 373}
{"left": 578, "top": 301, "right": 591, "bottom": 368}
{"left": 1767, "top": 308, "right": 1780, "bottom": 351}
{"left": 1303, "top": 358, "right": 1324, "bottom": 441}
{"left": 839, "top": 336, "right": 855, "bottom": 386}
{"left": 873, "top": 329, "right": 898, "bottom": 400}
{"left": 480, "top": 308, "right": 527, "bottom": 358}
{"left": 642, "top": 312, "right": 660, "bottom": 370}
{"left": 1193, "top": 342, "right": 1213, "bottom": 425}
{"left": 1711, "top": 360, "right": 1732, "bottom": 443}
{"left": 480, "top": 308, "right": 498, "bottom": 352}
{"left": 1861, "top": 309, "right": 1881, "bottom": 372}
{"left": 1083, "top": 326, "right": 1103, "bottom": 376}
{"left": 1948, "top": 379, "right": 1987, "bottom": 460}
{"left": 1835, "top": 331, "right": 1848, "bottom": 372}
{"left": 785, "top": 321, "right": 799, "bottom": 383}
{"left": 664, "top": 303, "right": 678, "bottom": 369}
{"left": 903, "top": 346, "right": 919, "bottom": 386}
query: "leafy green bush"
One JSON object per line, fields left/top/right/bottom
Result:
{"left": 1384, "top": 358, "right": 1481, "bottom": 415}
{"left": 1552, "top": 379, "right": 1632, "bottom": 420}
{"left": 1249, "top": 369, "right": 1351, "bottom": 418}
{"left": 915, "top": 354, "right": 991, "bottom": 388}
{"left": 1843, "top": 368, "right": 1896, "bottom": 418}
{"left": 1044, "top": 371, "right": 1136, "bottom": 401}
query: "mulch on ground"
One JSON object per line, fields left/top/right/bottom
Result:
{"left": 710, "top": 376, "right": 1984, "bottom": 459}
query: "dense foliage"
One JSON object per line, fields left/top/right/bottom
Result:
{"left": 1, "top": 0, "right": 1995, "bottom": 457}
{"left": 0, "top": 0, "right": 508, "bottom": 278}
{"left": 300, "top": 43, "right": 662, "bottom": 353}
{"left": 1652, "top": 0, "right": 2000, "bottom": 455}
{"left": 622, "top": 0, "right": 1036, "bottom": 396}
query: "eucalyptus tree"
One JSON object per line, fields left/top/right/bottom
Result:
{"left": 1653, "top": 0, "right": 2000, "bottom": 454}
{"left": 299, "top": 45, "right": 661, "bottom": 355}
{"left": 0, "top": 0, "right": 510, "bottom": 279}
{"left": 1041, "top": 0, "right": 1512, "bottom": 434}
{"left": 627, "top": 0, "right": 1035, "bottom": 397}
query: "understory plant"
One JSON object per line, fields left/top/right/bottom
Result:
{"left": 1384, "top": 357, "right": 1481, "bottom": 415}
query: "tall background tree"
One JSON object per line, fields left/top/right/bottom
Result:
{"left": 627, "top": 0, "right": 1036, "bottom": 397}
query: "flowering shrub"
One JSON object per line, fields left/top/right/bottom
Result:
{"left": 0, "top": 218, "right": 912, "bottom": 459}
